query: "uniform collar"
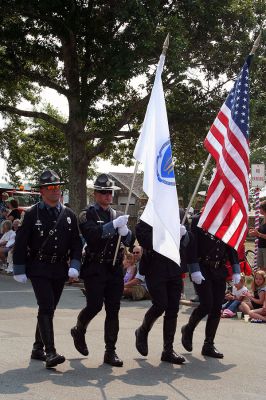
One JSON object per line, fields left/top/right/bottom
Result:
{"left": 94, "top": 202, "right": 111, "bottom": 213}
{"left": 39, "top": 201, "right": 61, "bottom": 212}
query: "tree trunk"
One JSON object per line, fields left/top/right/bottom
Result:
{"left": 67, "top": 134, "right": 88, "bottom": 215}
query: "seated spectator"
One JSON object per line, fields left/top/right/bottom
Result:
{"left": 123, "top": 252, "right": 136, "bottom": 284}
{"left": 0, "top": 220, "right": 16, "bottom": 269}
{"left": 132, "top": 245, "right": 143, "bottom": 267}
{"left": 221, "top": 274, "right": 249, "bottom": 318}
{"left": 123, "top": 270, "right": 149, "bottom": 300}
{"left": 12, "top": 218, "right": 22, "bottom": 232}
{"left": 0, "top": 207, "right": 9, "bottom": 228}
{"left": 0, "top": 192, "right": 8, "bottom": 212}
{"left": 123, "top": 248, "right": 149, "bottom": 300}
{"left": 7, "top": 198, "right": 21, "bottom": 222}
{"left": 249, "top": 299, "right": 266, "bottom": 323}
{"left": 239, "top": 270, "right": 266, "bottom": 319}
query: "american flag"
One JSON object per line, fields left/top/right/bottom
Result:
{"left": 198, "top": 56, "right": 252, "bottom": 250}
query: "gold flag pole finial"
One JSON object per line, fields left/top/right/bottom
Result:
{"left": 162, "top": 33, "right": 170, "bottom": 55}
{"left": 250, "top": 30, "right": 262, "bottom": 55}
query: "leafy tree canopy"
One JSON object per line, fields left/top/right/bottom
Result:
{"left": 0, "top": 0, "right": 265, "bottom": 212}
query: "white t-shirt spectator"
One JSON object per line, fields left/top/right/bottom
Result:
{"left": 0, "top": 230, "right": 16, "bottom": 248}
{"left": 232, "top": 285, "right": 248, "bottom": 298}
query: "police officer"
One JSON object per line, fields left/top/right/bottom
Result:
{"left": 13, "top": 170, "right": 82, "bottom": 368}
{"left": 135, "top": 219, "right": 189, "bottom": 364}
{"left": 181, "top": 212, "right": 241, "bottom": 358}
{"left": 71, "top": 174, "right": 133, "bottom": 367}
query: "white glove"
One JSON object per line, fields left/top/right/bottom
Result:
{"left": 113, "top": 215, "right": 129, "bottom": 229}
{"left": 191, "top": 271, "right": 205, "bottom": 285}
{"left": 232, "top": 273, "right": 241, "bottom": 284}
{"left": 68, "top": 268, "right": 79, "bottom": 279}
{"left": 14, "top": 274, "right": 27, "bottom": 283}
{"left": 118, "top": 225, "right": 129, "bottom": 236}
{"left": 180, "top": 224, "right": 187, "bottom": 237}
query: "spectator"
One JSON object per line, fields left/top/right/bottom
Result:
{"left": 123, "top": 269, "right": 149, "bottom": 301}
{"left": 249, "top": 200, "right": 266, "bottom": 270}
{"left": 0, "top": 220, "right": 16, "bottom": 268}
{"left": 4, "top": 219, "right": 21, "bottom": 274}
{"left": 123, "top": 252, "right": 136, "bottom": 284}
{"left": 221, "top": 274, "right": 249, "bottom": 318}
{"left": 123, "top": 246, "right": 149, "bottom": 300}
{"left": 7, "top": 198, "right": 21, "bottom": 222}
{"left": 239, "top": 270, "right": 266, "bottom": 319}
{"left": 0, "top": 192, "right": 8, "bottom": 212}
{"left": 0, "top": 207, "right": 9, "bottom": 227}
{"left": 132, "top": 246, "right": 143, "bottom": 265}
{"left": 12, "top": 218, "right": 22, "bottom": 232}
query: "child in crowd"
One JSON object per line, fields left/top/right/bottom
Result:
{"left": 0, "top": 220, "right": 16, "bottom": 268}
{"left": 123, "top": 252, "right": 136, "bottom": 284}
{"left": 239, "top": 270, "right": 266, "bottom": 322}
{"left": 221, "top": 274, "right": 248, "bottom": 318}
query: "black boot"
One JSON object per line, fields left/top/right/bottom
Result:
{"left": 201, "top": 317, "right": 223, "bottom": 359}
{"left": 161, "top": 318, "right": 185, "bottom": 364}
{"left": 135, "top": 309, "right": 158, "bottom": 356}
{"left": 31, "top": 324, "right": 46, "bottom": 361}
{"left": 38, "top": 315, "right": 65, "bottom": 368}
{"left": 71, "top": 311, "right": 90, "bottom": 356}
{"left": 181, "top": 308, "right": 202, "bottom": 352}
{"left": 104, "top": 318, "right": 123, "bottom": 367}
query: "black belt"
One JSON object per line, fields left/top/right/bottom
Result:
{"left": 36, "top": 254, "right": 68, "bottom": 264}
{"left": 200, "top": 259, "right": 226, "bottom": 269}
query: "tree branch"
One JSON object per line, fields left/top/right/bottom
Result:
{"left": 22, "top": 69, "right": 69, "bottom": 97}
{"left": 88, "top": 129, "right": 139, "bottom": 140}
{"left": 0, "top": 104, "right": 66, "bottom": 132}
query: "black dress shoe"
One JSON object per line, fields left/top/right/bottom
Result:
{"left": 104, "top": 351, "right": 123, "bottom": 367}
{"left": 46, "top": 352, "right": 66, "bottom": 368}
{"left": 161, "top": 350, "right": 186, "bottom": 364}
{"left": 31, "top": 348, "right": 46, "bottom": 361}
{"left": 201, "top": 343, "right": 224, "bottom": 358}
{"left": 71, "top": 326, "right": 89, "bottom": 356}
{"left": 135, "top": 327, "right": 148, "bottom": 356}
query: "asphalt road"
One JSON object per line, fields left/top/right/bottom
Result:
{"left": 0, "top": 273, "right": 265, "bottom": 400}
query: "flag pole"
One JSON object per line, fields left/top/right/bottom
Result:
{"left": 250, "top": 30, "right": 262, "bottom": 55}
{"left": 182, "top": 31, "right": 262, "bottom": 225}
{"left": 181, "top": 154, "right": 211, "bottom": 224}
{"left": 112, "top": 33, "right": 170, "bottom": 265}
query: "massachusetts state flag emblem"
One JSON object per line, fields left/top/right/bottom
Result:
{"left": 156, "top": 140, "right": 175, "bottom": 186}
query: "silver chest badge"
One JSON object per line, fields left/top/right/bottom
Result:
{"left": 67, "top": 217, "right": 71, "bottom": 224}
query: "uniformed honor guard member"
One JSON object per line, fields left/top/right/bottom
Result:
{"left": 181, "top": 212, "right": 241, "bottom": 358}
{"left": 135, "top": 219, "right": 189, "bottom": 364}
{"left": 13, "top": 170, "right": 82, "bottom": 368}
{"left": 71, "top": 173, "right": 133, "bottom": 367}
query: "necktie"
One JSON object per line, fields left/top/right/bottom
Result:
{"left": 50, "top": 207, "right": 59, "bottom": 220}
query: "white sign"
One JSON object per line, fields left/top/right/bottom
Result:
{"left": 251, "top": 164, "right": 265, "bottom": 188}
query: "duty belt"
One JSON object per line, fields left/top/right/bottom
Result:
{"left": 199, "top": 258, "right": 226, "bottom": 269}
{"left": 36, "top": 253, "right": 68, "bottom": 264}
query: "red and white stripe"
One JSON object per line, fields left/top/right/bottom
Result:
{"left": 198, "top": 103, "right": 250, "bottom": 250}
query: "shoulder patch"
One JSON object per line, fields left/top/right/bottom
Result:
{"left": 79, "top": 210, "right": 87, "bottom": 224}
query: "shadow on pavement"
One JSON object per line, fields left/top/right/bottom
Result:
{"left": 0, "top": 355, "right": 236, "bottom": 396}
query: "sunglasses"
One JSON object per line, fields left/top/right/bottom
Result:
{"left": 96, "top": 190, "right": 112, "bottom": 195}
{"left": 44, "top": 185, "right": 61, "bottom": 191}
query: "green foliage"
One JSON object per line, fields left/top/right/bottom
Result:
{"left": 0, "top": 0, "right": 265, "bottom": 210}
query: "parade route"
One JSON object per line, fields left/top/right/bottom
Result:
{"left": 0, "top": 274, "right": 265, "bottom": 400}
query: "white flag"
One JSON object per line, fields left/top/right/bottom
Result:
{"left": 133, "top": 54, "right": 180, "bottom": 265}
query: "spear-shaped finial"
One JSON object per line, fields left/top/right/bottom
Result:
{"left": 250, "top": 30, "right": 262, "bottom": 55}
{"left": 162, "top": 33, "right": 170, "bottom": 55}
